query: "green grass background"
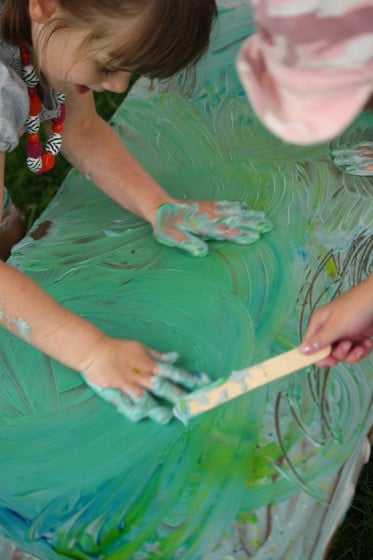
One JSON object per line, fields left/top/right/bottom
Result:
{"left": 5, "top": 91, "right": 373, "bottom": 560}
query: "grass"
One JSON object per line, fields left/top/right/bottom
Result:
{"left": 4, "top": 91, "right": 373, "bottom": 560}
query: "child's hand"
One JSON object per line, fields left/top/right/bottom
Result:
{"left": 80, "top": 338, "right": 210, "bottom": 424}
{"left": 153, "top": 200, "right": 272, "bottom": 256}
{"left": 330, "top": 142, "right": 373, "bottom": 176}
{"left": 300, "top": 275, "right": 373, "bottom": 367}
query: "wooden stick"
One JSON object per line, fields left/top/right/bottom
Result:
{"left": 173, "top": 345, "right": 331, "bottom": 423}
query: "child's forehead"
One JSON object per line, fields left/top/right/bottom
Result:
{"left": 82, "top": 11, "right": 150, "bottom": 66}
{"left": 83, "top": 13, "right": 141, "bottom": 52}
{"left": 87, "top": 8, "right": 143, "bottom": 38}
{"left": 86, "top": 35, "right": 131, "bottom": 68}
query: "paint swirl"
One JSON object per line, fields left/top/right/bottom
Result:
{"left": 0, "top": 2, "right": 372, "bottom": 559}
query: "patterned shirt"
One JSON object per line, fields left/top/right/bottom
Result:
{"left": 0, "top": 0, "right": 60, "bottom": 152}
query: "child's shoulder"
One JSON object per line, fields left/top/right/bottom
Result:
{"left": 0, "top": 32, "right": 22, "bottom": 76}
{"left": 0, "top": 38, "right": 29, "bottom": 152}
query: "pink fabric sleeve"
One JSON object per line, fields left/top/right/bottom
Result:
{"left": 237, "top": 0, "right": 373, "bottom": 145}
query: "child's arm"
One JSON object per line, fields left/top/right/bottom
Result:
{"left": 60, "top": 91, "right": 175, "bottom": 224}
{"left": 300, "top": 273, "right": 373, "bottom": 366}
{"left": 1, "top": 141, "right": 208, "bottom": 422}
{"left": 57, "top": 91, "right": 272, "bottom": 255}
{"left": 0, "top": 151, "right": 4, "bottom": 221}
{"left": 0, "top": 259, "right": 152, "bottom": 392}
{"left": 0, "top": 259, "right": 208, "bottom": 423}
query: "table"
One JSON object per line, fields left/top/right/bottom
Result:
{"left": 1, "top": 2, "right": 372, "bottom": 558}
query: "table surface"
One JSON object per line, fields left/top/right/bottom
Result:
{"left": 0, "top": 2, "right": 372, "bottom": 559}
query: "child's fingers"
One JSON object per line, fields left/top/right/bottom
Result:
{"left": 203, "top": 225, "right": 261, "bottom": 245}
{"left": 83, "top": 377, "right": 145, "bottom": 420}
{"left": 84, "top": 376, "right": 173, "bottom": 424}
{"left": 82, "top": 344, "right": 211, "bottom": 424}
{"left": 148, "top": 350, "right": 179, "bottom": 364}
{"left": 150, "top": 376, "right": 186, "bottom": 404}
{"left": 130, "top": 391, "right": 173, "bottom": 424}
{"left": 315, "top": 355, "right": 338, "bottom": 368}
{"left": 154, "top": 224, "right": 209, "bottom": 256}
{"left": 331, "top": 340, "right": 353, "bottom": 362}
{"left": 315, "top": 338, "right": 373, "bottom": 366}
{"left": 154, "top": 200, "right": 272, "bottom": 256}
{"left": 344, "top": 339, "right": 373, "bottom": 363}
{"left": 155, "top": 360, "right": 210, "bottom": 390}
{"left": 302, "top": 307, "right": 327, "bottom": 337}
{"left": 300, "top": 310, "right": 335, "bottom": 356}
{"left": 331, "top": 142, "right": 373, "bottom": 174}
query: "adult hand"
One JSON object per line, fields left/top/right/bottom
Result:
{"left": 153, "top": 200, "right": 272, "bottom": 256}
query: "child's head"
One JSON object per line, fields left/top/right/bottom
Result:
{"left": 1, "top": 0, "right": 217, "bottom": 80}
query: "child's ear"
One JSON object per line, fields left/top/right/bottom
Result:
{"left": 29, "top": 0, "right": 60, "bottom": 23}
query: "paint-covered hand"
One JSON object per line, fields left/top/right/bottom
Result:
{"left": 80, "top": 340, "right": 210, "bottom": 424}
{"left": 330, "top": 142, "right": 373, "bottom": 176}
{"left": 154, "top": 200, "right": 272, "bottom": 256}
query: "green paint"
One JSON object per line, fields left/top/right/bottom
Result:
{"left": 154, "top": 200, "right": 272, "bottom": 257}
{"left": 0, "top": 2, "right": 372, "bottom": 559}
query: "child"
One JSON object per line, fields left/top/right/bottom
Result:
{"left": 237, "top": 0, "right": 373, "bottom": 366}
{"left": 0, "top": 187, "right": 25, "bottom": 260}
{"left": 300, "top": 273, "right": 373, "bottom": 367}
{"left": 0, "top": 0, "right": 272, "bottom": 423}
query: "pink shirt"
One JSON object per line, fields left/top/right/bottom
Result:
{"left": 237, "top": 0, "right": 373, "bottom": 145}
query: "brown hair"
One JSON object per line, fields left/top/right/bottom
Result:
{"left": 1, "top": 0, "right": 217, "bottom": 79}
